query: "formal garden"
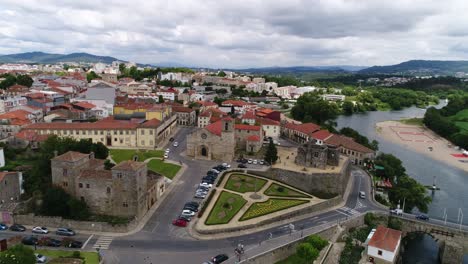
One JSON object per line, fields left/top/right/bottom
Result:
{"left": 203, "top": 173, "right": 320, "bottom": 226}
{"left": 110, "top": 149, "right": 180, "bottom": 179}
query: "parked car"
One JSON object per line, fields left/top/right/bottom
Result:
{"left": 172, "top": 218, "right": 188, "bottom": 227}
{"left": 194, "top": 193, "right": 207, "bottom": 199}
{"left": 35, "top": 253, "right": 47, "bottom": 263}
{"left": 22, "top": 236, "right": 38, "bottom": 245}
{"left": 184, "top": 205, "right": 199, "bottom": 212}
{"left": 253, "top": 159, "right": 258, "bottom": 165}
{"left": 248, "top": 159, "right": 253, "bottom": 164}
{"left": 63, "top": 239, "right": 83, "bottom": 248}
{"left": 200, "top": 182, "right": 212, "bottom": 188}
{"left": 0, "top": 223, "right": 7, "bottom": 230}
{"left": 164, "top": 154, "right": 169, "bottom": 159}
{"left": 359, "top": 191, "right": 366, "bottom": 199}
{"left": 56, "top": 228, "right": 75, "bottom": 236}
{"left": 416, "top": 214, "right": 429, "bottom": 221}
{"left": 178, "top": 215, "right": 192, "bottom": 222}
{"left": 32, "top": 226, "right": 49, "bottom": 234}
{"left": 212, "top": 254, "right": 229, "bottom": 264}
{"left": 259, "top": 160, "right": 265, "bottom": 165}
{"left": 46, "top": 238, "right": 62, "bottom": 247}
{"left": 221, "top": 163, "right": 231, "bottom": 168}
{"left": 238, "top": 164, "right": 247, "bottom": 168}
{"left": 173, "top": 141, "right": 179, "bottom": 147}
{"left": 186, "top": 201, "right": 199, "bottom": 207}
{"left": 210, "top": 169, "right": 220, "bottom": 174}
{"left": 389, "top": 209, "right": 403, "bottom": 216}
{"left": 166, "top": 148, "right": 170, "bottom": 152}
{"left": 207, "top": 170, "right": 219, "bottom": 176}
{"left": 237, "top": 158, "right": 247, "bottom": 164}
{"left": 181, "top": 209, "right": 195, "bottom": 216}
{"left": 10, "top": 224, "right": 26, "bottom": 232}
{"left": 169, "top": 137, "right": 175, "bottom": 142}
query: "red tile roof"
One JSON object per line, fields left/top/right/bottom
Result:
{"left": 242, "top": 111, "right": 256, "bottom": 120}
{"left": 222, "top": 100, "right": 249, "bottom": 107}
{"left": 52, "top": 151, "right": 90, "bottom": 162}
{"left": 199, "top": 111, "right": 211, "bottom": 117}
{"left": 312, "top": 130, "right": 333, "bottom": 141}
{"left": 15, "top": 130, "right": 48, "bottom": 142}
{"left": 73, "top": 102, "right": 96, "bottom": 109}
{"left": 0, "top": 110, "right": 32, "bottom": 126}
{"left": 172, "top": 106, "right": 194, "bottom": 113}
{"left": 23, "top": 117, "right": 142, "bottom": 130}
{"left": 325, "top": 134, "right": 374, "bottom": 153}
{"left": 256, "top": 117, "right": 280, "bottom": 126}
{"left": 198, "top": 101, "right": 218, "bottom": 107}
{"left": 283, "top": 122, "right": 320, "bottom": 136}
{"left": 113, "top": 160, "right": 146, "bottom": 171}
{"left": 205, "top": 120, "right": 223, "bottom": 136}
{"left": 235, "top": 124, "right": 261, "bottom": 131}
{"left": 139, "top": 119, "right": 161, "bottom": 128}
{"left": 246, "top": 135, "right": 261, "bottom": 141}
{"left": 368, "top": 225, "right": 402, "bottom": 252}
{"left": 0, "top": 171, "right": 17, "bottom": 182}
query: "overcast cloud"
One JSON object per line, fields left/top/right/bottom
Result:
{"left": 0, "top": 0, "right": 467, "bottom": 68}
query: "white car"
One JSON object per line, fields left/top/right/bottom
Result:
{"left": 253, "top": 159, "right": 258, "bottom": 165}
{"left": 200, "top": 182, "right": 212, "bottom": 188}
{"left": 164, "top": 154, "right": 169, "bottom": 159}
{"left": 222, "top": 163, "right": 231, "bottom": 168}
{"left": 248, "top": 159, "right": 253, "bottom": 164}
{"left": 32, "top": 226, "right": 49, "bottom": 234}
{"left": 259, "top": 160, "right": 265, "bottom": 165}
{"left": 181, "top": 210, "right": 196, "bottom": 216}
{"left": 173, "top": 142, "right": 179, "bottom": 147}
{"left": 35, "top": 253, "right": 47, "bottom": 263}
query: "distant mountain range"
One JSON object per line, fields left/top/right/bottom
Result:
{"left": 0, "top": 52, "right": 121, "bottom": 64}
{"left": 359, "top": 60, "right": 468, "bottom": 75}
{"left": 233, "top": 65, "right": 367, "bottom": 74}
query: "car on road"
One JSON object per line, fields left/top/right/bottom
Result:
{"left": 247, "top": 159, "right": 253, "bottom": 164}
{"left": 359, "top": 191, "right": 366, "bottom": 199}
{"left": 259, "top": 160, "right": 265, "bottom": 165}
{"left": 194, "top": 193, "right": 207, "bottom": 199}
{"left": 253, "top": 159, "right": 258, "bottom": 165}
{"left": 222, "top": 163, "right": 231, "bottom": 168}
{"left": 184, "top": 205, "right": 199, "bottom": 212}
{"left": 172, "top": 218, "right": 188, "bottom": 227}
{"left": 63, "top": 239, "right": 83, "bottom": 248}
{"left": 164, "top": 154, "right": 169, "bottom": 159}
{"left": 200, "top": 182, "right": 212, "bottom": 188}
{"left": 166, "top": 148, "right": 170, "bottom": 152}
{"left": 56, "top": 227, "right": 76, "bottom": 236}
{"left": 416, "top": 214, "right": 429, "bottom": 221}
{"left": 10, "top": 224, "right": 26, "bottom": 232}
{"left": 32, "top": 226, "right": 49, "bottom": 234}
{"left": 22, "top": 236, "right": 38, "bottom": 245}
{"left": 389, "top": 209, "right": 403, "bottom": 216}
{"left": 212, "top": 253, "right": 229, "bottom": 263}
{"left": 35, "top": 253, "right": 47, "bottom": 263}
{"left": 45, "top": 237, "right": 62, "bottom": 247}
{"left": 173, "top": 142, "right": 179, "bottom": 147}
{"left": 0, "top": 223, "right": 7, "bottom": 230}
{"left": 238, "top": 163, "right": 247, "bottom": 168}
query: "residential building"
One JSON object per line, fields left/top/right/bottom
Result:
{"left": 324, "top": 134, "right": 375, "bottom": 165}
{"left": 282, "top": 122, "right": 321, "bottom": 144}
{"left": 0, "top": 171, "right": 23, "bottom": 203}
{"left": 4, "top": 85, "right": 30, "bottom": 96}
{"left": 0, "top": 96, "right": 28, "bottom": 114}
{"left": 367, "top": 226, "right": 402, "bottom": 264}
{"left": 256, "top": 117, "right": 281, "bottom": 139}
{"left": 86, "top": 82, "right": 116, "bottom": 105}
{"left": 255, "top": 108, "right": 281, "bottom": 122}
{"left": 51, "top": 151, "right": 165, "bottom": 219}
{"left": 172, "top": 106, "right": 196, "bottom": 126}
{"left": 197, "top": 108, "right": 227, "bottom": 128}
{"left": 0, "top": 109, "right": 37, "bottom": 139}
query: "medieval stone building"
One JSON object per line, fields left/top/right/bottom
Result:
{"left": 51, "top": 151, "right": 164, "bottom": 219}
{"left": 295, "top": 140, "right": 340, "bottom": 169}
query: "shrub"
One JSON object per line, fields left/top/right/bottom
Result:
{"left": 277, "top": 186, "right": 285, "bottom": 193}
{"left": 306, "top": 235, "right": 328, "bottom": 250}
{"left": 375, "top": 194, "right": 390, "bottom": 206}
{"left": 198, "top": 189, "right": 216, "bottom": 217}
{"left": 72, "top": 251, "right": 81, "bottom": 258}
{"left": 388, "top": 216, "right": 403, "bottom": 230}
{"left": 297, "top": 243, "right": 319, "bottom": 261}
{"left": 364, "top": 212, "right": 376, "bottom": 227}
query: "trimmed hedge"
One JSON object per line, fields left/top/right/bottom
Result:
{"left": 198, "top": 189, "right": 216, "bottom": 218}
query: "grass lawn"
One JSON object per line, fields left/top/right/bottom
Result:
{"left": 110, "top": 149, "right": 164, "bottom": 163}
{"left": 452, "top": 109, "right": 468, "bottom": 120}
{"left": 147, "top": 159, "right": 181, "bottom": 179}
{"left": 264, "top": 183, "right": 310, "bottom": 198}
{"left": 400, "top": 117, "right": 423, "bottom": 126}
{"left": 35, "top": 249, "right": 99, "bottom": 264}
{"left": 224, "top": 174, "right": 267, "bottom": 193}
{"left": 240, "top": 198, "right": 309, "bottom": 221}
{"left": 205, "top": 191, "right": 247, "bottom": 225}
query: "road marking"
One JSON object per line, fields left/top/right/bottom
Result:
{"left": 355, "top": 200, "right": 366, "bottom": 209}
{"left": 92, "top": 236, "right": 114, "bottom": 250}
{"left": 151, "top": 221, "right": 160, "bottom": 233}
{"left": 337, "top": 207, "right": 360, "bottom": 217}
{"left": 81, "top": 234, "right": 94, "bottom": 249}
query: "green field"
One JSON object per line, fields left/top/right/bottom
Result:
{"left": 109, "top": 149, "right": 164, "bottom": 163}
{"left": 240, "top": 198, "right": 309, "bottom": 221}
{"left": 264, "top": 183, "right": 310, "bottom": 198}
{"left": 224, "top": 174, "right": 267, "bottom": 193}
{"left": 206, "top": 191, "right": 247, "bottom": 225}
{"left": 147, "top": 159, "right": 181, "bottom": 179}
{"left": 400, "top": 117, "right": 424, "bottom": 126}
{"left": 35, "top": 249, "right": 99, "bottom": 264}
{"left": 451, "top": 109, "right": 468, "bottom": 132}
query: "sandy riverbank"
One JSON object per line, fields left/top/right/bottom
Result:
{"left": 376, "top": 120, "right": 468, "bottom": 172}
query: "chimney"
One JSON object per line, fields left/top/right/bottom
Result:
{"left": 53, "top": 150, "right": 58, "bottom": 157}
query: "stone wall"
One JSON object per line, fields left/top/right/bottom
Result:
{"left": 13, "top": 214, "right": 137, "bottom": 233}
{"left": 196, "top": 196, "right": 342, "bottom": 235}
{"left": 247, "top": 159, "right": 350, "bottom": 198}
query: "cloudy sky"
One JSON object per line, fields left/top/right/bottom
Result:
{"left": 1, "top": 0, "right": 468, "bottom": 68}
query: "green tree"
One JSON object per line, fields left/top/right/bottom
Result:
{"left": 86, "top": 71, "right": 100, "bottom": 83}
{"left": 41, "top": 186, "right": 73, "bottom": 217}
{"left": 342, "top": 101, "right": 355, "bottom": 115}
{"left": 67, "top": 198, "right": 90, "bottom": 220}
{"left": 297, "top": 243, "right": 319, "bottom": 261}
{"left": 306, "top": 235, "right": 328, "bottom": 250}
{"left": 374, "top": 153, "right": 406, "bottom": 180}
{"left": 158, "top": 95, "right": 164, "bottom": 103}
{"left": 217, "top": 71, "right": 226, "bottom": 77}
{"left": 290, "top": 92, "right": 339, "bottom": 124}
{"left": 0, "top": 74, "right": 17, "bottom": 89}
{"left": 388, "top": 175, "right": 432, "bottom": 213}
{"left": 264, "top": 139, "right": 278, "bottom": 164}
{"left": 0, "top": 244, "right": 35, "bottom": 264}
{"left": 119, "top": 63, "right": 126, "bottom": 74}
{"left": 16, "top": 75, "right": 33, "bottom": 87}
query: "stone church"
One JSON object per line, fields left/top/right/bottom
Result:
{"left": 295, "top": 139, "right": 340, "bottom": 169}
{"left": 186, "top": 117, "right": 236, "bottom": 161}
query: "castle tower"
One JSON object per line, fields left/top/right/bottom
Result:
{"left": 222, "top": 116, "right": 234, "bottom": 133}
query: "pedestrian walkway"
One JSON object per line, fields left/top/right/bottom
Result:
{"left": 336, "top": 207, "right": 360, "bottom": 217}
{"left": 355, "top": 200, "right": 366, "bottom": 209}
{"left": 92, "top": 236, "right": 113, "bottom": 250}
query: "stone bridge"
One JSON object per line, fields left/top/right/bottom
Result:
{"left": 398, "top": 216, "right": 468, "bottom": 264}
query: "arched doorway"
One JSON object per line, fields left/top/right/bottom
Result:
{"left": 201, "top": 146, "right": 208, "bottom": 157}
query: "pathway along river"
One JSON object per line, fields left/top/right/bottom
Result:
{"left": 335, "top": 101, "right": 468, "bottom": 222}
{"left": 335, "top": 101, "right": 468, "bottom": 263}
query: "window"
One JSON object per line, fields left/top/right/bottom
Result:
{"left": 107, "top": 187, "right": 111, "bottom": 194}
{"left": 100, "top": 131, "right": 104, "bottom": 135}
{"left": 113, "top": 131, "right": 117, "bottom": 135}
{"left": 63, "top": 169, "right": 68, "bottom": 176}
{"left": 79, "top": 183, "right": 83, "bottom": 188}
{"left": 80, "top": 196, "right": 85, "bottom": 202}
{"left": 86, "top": 183, "right": 90, "bottom": 188}
{"left": 141, "top": 140, "right": 145, "bottom": 145}
{"left": 149, "top": 129, "right": 153, "bottom": 135}
{"left": 141, "top": 130, "right": 145, "bottom": 135}
{"left": 63, "top": 181, "right": 68, "bottom": 187}
{"left": 149, "top": 140, "right": 153, "bottom": 146}
{"left": 117, "top": 172, "right": 122, "bottom": 178}
{"left": 122, "top": 202, "right": 129, "bottom": 208}
{"left": 114, "top": 138, "right": 117, "bottom": 142}
{"left": 314, "top": 152, "right": 319, "bottom": 157}
{"left": 120, "top": 130, "right": 123, "bottom": 135}
{"left": 94, "top": 130, "right": 98, "bottom": 135}
{"left": 126, "top": 130, "right": 129, "bottom": 135}
{"left": 378, "top": 250, "right": 383, "bottom": 256}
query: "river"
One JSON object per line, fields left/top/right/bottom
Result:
{"left": 334, "top": 101, "right": 468, "bottom": 222}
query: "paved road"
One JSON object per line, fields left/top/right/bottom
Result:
{"left": 102, "top": 127, "right": 381, "bottom": 264}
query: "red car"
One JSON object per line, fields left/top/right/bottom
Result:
{"left": 172, "top": 218, "right": 188, "bottom": 227}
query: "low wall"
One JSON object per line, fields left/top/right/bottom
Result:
{"left": 13, "top": 214, "right": 137, "bottom": 233}
{"left": 196, "top": 196, "right": 342, "bottom": 235}
{"left": 247, "top": 159, "right": 350, "bottom": 198}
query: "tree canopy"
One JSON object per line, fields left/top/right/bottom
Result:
{"left": 264, "top": 139, "right": 278, "bottom": 164}
{"left": 0, "top": 244, "right": 35, "bottom": 264}
{"left": 290, "top": 92, "right": 340, "bottom": 124}
{"left": 0, "top": 74, "right": 33, "bottom": 89}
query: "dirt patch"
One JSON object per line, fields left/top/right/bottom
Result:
{"left": 246, "top": 183, "right": 254, "bottom": 188}
{"left": 227, "top": 197, "right": 236, "bottom": 204}
{"left": 217, "top": 211, "right": 227, "bottom": 219}
{"left": 233, "top": 182, "right": 242, "bottom": 188}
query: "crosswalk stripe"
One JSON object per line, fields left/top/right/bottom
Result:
{"left": 92, "top": 236, "right": 114, "bottom": 250}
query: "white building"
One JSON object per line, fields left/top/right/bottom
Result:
{"left": 0, "top": 96, "right": 28, "bottom": 114}
{"left": 273, "top": 86, "right": 296, "bottom": 99}
{"left": 71, "top": 99, "right": 114, "bottom": 118}
{"left": 367, "top": 226, "right": 402, "bottom": 264}
{"left": 322, "top": 94, "right": 345, "bottom": 101}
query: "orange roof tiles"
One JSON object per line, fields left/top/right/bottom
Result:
{"left": 235, "top": 124, "right": 261, "bottom": 131}
{"left": 284, "top": 122, "right": 320, "bottom": 136}
{"left": 205, "top": 120, "right": 223, "bottom": 136}
{"left": 242, "top": 111, "right": 256, "bottom": 119}
{"left": 325, "top": 134, "right": 374, "bottom": 153}
{"left": 312, "top": 130, "right": 333, "bottom": 141}
{"left": 172, "top": 106, "right": 194, "bottom": 113}
{"left": 198, "top": 101, "right": 218, "bottom": 107}
{"left": 222, "top": 100, "right": 249, "bottom": 107}
{"left": 113, "top": 160, "right": 146, "bottom": 171}
{"left": 246, "top": 135, "right": 261, "bottom": 141}
{"left": 73, "top": 102, "right": 96, "bottom": 109}
{"left": 0, "top": 110, "right": 32, "bottom": 126}
{"left": 256, "top": 117, "right": 280, "bottom": 126}
{"left": 139, "top": 119, "right": 161, "bottom": 128}
{"left": 52, "top": 151, "right": 89, "bottom": 162}
{"left": 368, "top": 225, "right": 402, "bottom": 252}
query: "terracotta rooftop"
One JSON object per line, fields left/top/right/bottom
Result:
{"left": 113, "top": 160, "right": 146, "bottom": 171}
{"left": 205, "top": 120, "right": 223, "bottom": 136}
{"left": 235, "top": 124, "right": 261, "bottom": 131}
{"left": 222, "top": 100, "right": 250, "bottom": 107}
{"left": 15, "top": 130, "right": 49, "bottom": 142}
{"left": 23, "top": 116, "right": 154, "bottom": 130}
{"left": 139, "top": 118, "right": 161, "bottom": 128}
{"left": 172, "top": 106, "right": 194, "bottom": 113}
{"left": 199, "top": 111, "right": 211, "bottom": 117}
{"left": 312, "top": 130, "right": 333, "bottom": 141}
{"left": 0, "top": 171, "right": 17, "bottom": 182}
{"left": 256, "top": 117, "right": 280, "bottom": 126}
{"left": 73, "top": 101, "right": 96, "bottom": 109}
{"left": 52, "top": 151, "right": 90, "bottom": 162}
{"left": 325, "top": 134, "right": 374, "bottom": 153}
{"left": 0, "top": 110, "right": 32, "bottom": 126}
{"left": 242, "top": 111, "right": 256, "bottom": 120}
{"left": 368, "top": 225, "right": 402, "bottom": 252}
{"left": 246, "top": 135, "right": 261, "bottom": 141}
{"left": 283, "top": 122, "right": 320, "bottom": 136}
{"left": 198, "top": 101, "right": 218, "bottom": 107}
